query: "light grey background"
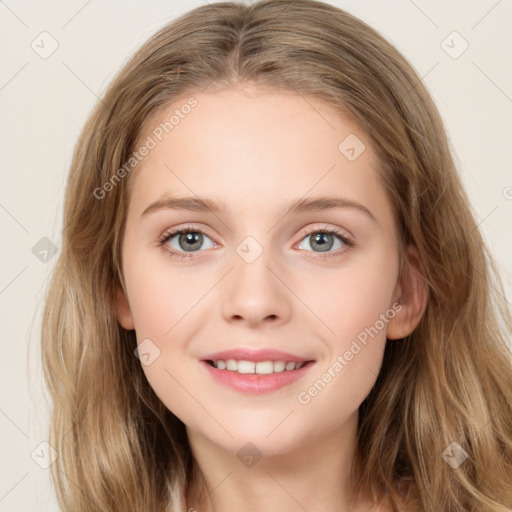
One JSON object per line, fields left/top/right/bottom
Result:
{"left": 1, "top": 1, "right": 511, "bottom": 510}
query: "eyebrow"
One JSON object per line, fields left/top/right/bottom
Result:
{"left": 141, "top": 194, "right": 377, "bottom": 222}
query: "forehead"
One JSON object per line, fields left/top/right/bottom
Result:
{"left": 126, "top": 84, "right": 391, "bottom": 224}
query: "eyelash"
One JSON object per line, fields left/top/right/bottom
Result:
{"left": 157, "top": 225, "right": 354, "bottom": 261}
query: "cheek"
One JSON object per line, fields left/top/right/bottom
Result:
{"left": 123, "top": 255, "right": 213, "bottom": 416}
{"left": 126, "top": 270, "right": 199, "bottom": 423}
{"left": 298, "top": 251, "right": 397, "bottom": 396}
{"left": 301, "top": 250, "right": 398, "bottom": 346}
{"left": 124, "top": 252, "right": 211, "bottom": 336}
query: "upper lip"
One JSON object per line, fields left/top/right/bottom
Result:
{"left": 201, "top": 348, "right": 314, "bottom": 363}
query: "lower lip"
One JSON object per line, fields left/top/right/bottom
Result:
{"left": 200, "top": 360, "right": 315, "bottom": 394}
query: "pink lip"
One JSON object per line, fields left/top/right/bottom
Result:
{"left": 201, "top": 348, "right": 312, "bottom": 363}
{"left": 200, "top": 360, "right": 315, "bottom": 394}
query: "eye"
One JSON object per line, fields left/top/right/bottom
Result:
{"left": 296, "top": 226, "right": 353, "bottom": 259}
{"left": 158, "top": 225, "right": 217, "bottom": 259}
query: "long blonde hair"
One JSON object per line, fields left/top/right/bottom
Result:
{"left": 41, "top": 1, "right": 512, "bottom": 510}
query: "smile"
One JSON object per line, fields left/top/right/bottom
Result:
{"left": 201, "top": 359, "right": 315, "bottom": 394}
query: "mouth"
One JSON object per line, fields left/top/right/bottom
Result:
{"left": 200, "top": 357, "right": 316, "bottom": 394}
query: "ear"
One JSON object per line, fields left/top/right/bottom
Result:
{"left": 114, "top": 286, "right": 135, "bottom": 331}
{"left": 386, "top": 244, "right": 428, "bottom": 340}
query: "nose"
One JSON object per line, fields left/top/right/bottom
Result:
{"left": 221, "top": 246, "right": 292, "bottom": 327}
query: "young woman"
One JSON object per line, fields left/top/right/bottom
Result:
{"left": 41, "top": 1, "right": 512, "bottom": 510}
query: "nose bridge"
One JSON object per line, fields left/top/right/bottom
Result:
{"left": 221, "top": 233, "right": 291, "bottom": 324}
{"left": 234, "top": 236, "right": 273, "bottom": 287}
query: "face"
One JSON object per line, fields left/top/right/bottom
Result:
{"left": 115, "top": 83, "right": 411, "bottom": 458}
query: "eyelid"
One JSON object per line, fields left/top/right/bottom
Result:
{"left": 295, "top": 223, "right": 352, "bottom": 241}
{"left": 158, "top": 223, "right": 219, "bottom": 244}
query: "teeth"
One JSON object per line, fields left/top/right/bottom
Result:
{"left": 211, "top": 359, "right": 306, "bottom": 374}
{"left": 273, "top": 361, "right": 286, "bottom": 372}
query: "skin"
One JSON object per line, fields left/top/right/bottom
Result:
{"left": 115, "top": 83, "right": 427, "bottom": 512}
